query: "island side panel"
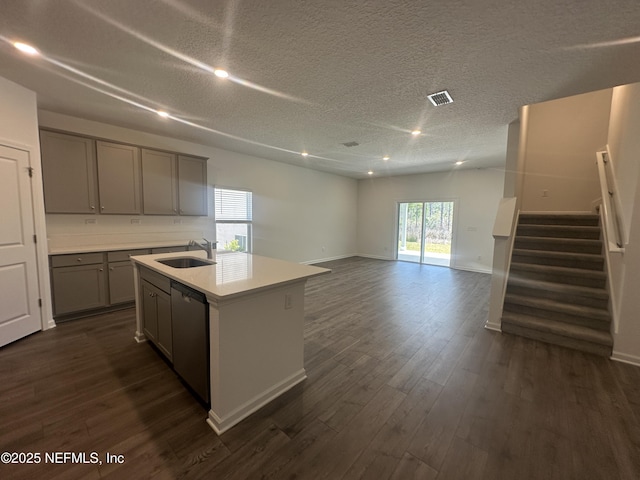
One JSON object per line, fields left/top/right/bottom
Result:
{"left": 132, "top": 262, "right": 146, "bottom": 343}
{"left": 206, "top": 281, "right": 307, "bottom": 434}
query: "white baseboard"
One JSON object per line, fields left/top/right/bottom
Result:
{"left": 611, "top": 350, "right": 640, "bottom": 367}
{"left": 301, "top": 253, "right": 355, "bottom": 265}
{"left": 134, "top": 332, "right": 147, "bottom": 343}
{"left": 356, "top": 253, "right": 394, "bottom": 261}
{"left": 484, "top": 321, "right": 502, "bottom": 332}
{"left": 452, "top": 265, "right": 492, "bottom": 274}
{"left": 207, "top": 369, "right": 307, "bottom": 435}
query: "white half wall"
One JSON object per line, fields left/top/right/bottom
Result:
{"left": 38, "top": 111, "right": 358, "bottom": 263}
{"left": 606, "top": 82, "right": 640, "bottom": 366}
{"left": 520, "top": 89, "right": 612, "bottom": 212}
{"left": 357, "top": 168, "right": 505, "bottom": 273}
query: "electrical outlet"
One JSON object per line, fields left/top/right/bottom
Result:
{"left": 542, "top": 189, "right": 549, "bottom": 197}
{"left": 173, "top": 218, "right": 182, "bottom": 224}
{"left": 85, "top": 218, "right": 97, "bottom": 225}
{"left": 131, "top": 218, "right": 141, "bottom": 225}
{"left": 284, "top": 294, "right": 292, "bottom": 309}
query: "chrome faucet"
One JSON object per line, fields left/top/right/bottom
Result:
{"left": 189, "top": 238, "right": 216, "bottom": 259}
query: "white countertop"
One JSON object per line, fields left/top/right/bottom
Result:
{"left": 48, "top": 240, "right": 192, "bottom": 255}
{"left": 131, "top": 251, "right": 331, "bottom": 300}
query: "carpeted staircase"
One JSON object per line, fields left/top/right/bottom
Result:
{"left": 501, "top": 213, "right": 613, "bottom": 356}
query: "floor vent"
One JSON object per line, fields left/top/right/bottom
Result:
{"left": 427, "top": 90, "right": 453, "bottom": 106}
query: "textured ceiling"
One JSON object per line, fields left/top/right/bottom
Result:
{"left": 1, "top": 0, "right": 640, "bottom": 178}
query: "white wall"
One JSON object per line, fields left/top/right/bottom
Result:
{"left": 520, "top": 89, "right": 612, "bottom": 212}
{"left": 607, "top": 82, "right": 640, "bottom": 244}
{"left": 357, "top": 168, "right": 505, "bottom": 273}
{"left": 39, "top": 111, "right": 358, "bottom": 263}
{"left": 606, "top": 82, "right": 640, "bottom": 365}
{"left": 0, "top": 76, "right": 54, "bottom": 329}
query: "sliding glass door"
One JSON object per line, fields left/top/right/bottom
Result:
{"left": 397, "top": 201, "right": 454, "bottom": 266}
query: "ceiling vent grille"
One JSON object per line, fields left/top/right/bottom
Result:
{"left": 342, "top": 141, "right": 359, "bottom": 147}
{"left": 427, "top": 90, "right": 453, "bottom": 106}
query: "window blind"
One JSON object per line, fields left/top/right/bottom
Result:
{"left": 214, "top": 188, "right": 253, "bottom": 221}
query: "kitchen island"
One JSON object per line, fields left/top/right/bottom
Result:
{"left": 130, "top": 250, "right": 330, "bottom": 434}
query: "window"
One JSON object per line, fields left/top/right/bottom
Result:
{"left": 214, "top": 187, "right": 253, "bottom": 253}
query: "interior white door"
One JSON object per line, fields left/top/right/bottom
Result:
{"left": 0, "top": 144, "right": 41, "bottom": 347}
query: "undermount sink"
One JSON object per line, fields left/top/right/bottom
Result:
{"left": 157, "top": 257, "right": 216, "bottom": 268}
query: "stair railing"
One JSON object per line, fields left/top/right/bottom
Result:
{"left": 595, "top": 150, "right": 624, "bottom": 252}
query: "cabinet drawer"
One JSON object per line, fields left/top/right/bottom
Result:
{"left": 51, "top": 252, "right": 104, "bottom": 267}
{"left": 139, "top": 266, "right": 171, "bottom": 294}
{"left": 107, "top": 249, "right": 150, "bottom": 262}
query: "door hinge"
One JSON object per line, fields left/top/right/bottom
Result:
{"left": 38, "top": 298, "right": 42, "bottom": 308}
{"left": 27, "top": 166, "right": 34, "bottom": 178}
{"left": 33, "top": 234, "right": 37, "bottom": 244}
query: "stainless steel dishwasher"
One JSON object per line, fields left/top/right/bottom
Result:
{"left": 171, "top": 281, "right": 210, "bottom": 405}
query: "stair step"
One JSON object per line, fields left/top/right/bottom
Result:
{"left": 503, "top": 293, "right": 611, "bottom": 330}
{"left": 516, "top": 224, "right": 601, "bottom": 239}
{"left": 518, "top": 213, "right": 600, "bottom": 226}
{"left": 510, "top": 262, "right": 606, "bottom": 288}
{"left": 513, "top": 236, "right": 602, "bottom": 254}
{"left": 501, "top": 312, "right": 612, "bottom": 357}
{"left": 511, "top": 248, "right": 604, "bottom": 270}
{"left": 505, "top": 276, "right": 609, "bottom": 309}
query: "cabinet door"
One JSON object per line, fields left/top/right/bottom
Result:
{"left": 96, "top": 141, "right": 142, "bottom": 214}
{"left": 141, "top": 280, "right": 158, "bottom": 342}
{"left": 40, "top": 131, "right": 97, "bottom": 213}
{"left": 156, "top": 290, "right": 172, "bottom": 360}
{"left": 141, "top": 149, "right": 178, "bottom": 215}
{"left": 52, "top": 264, "right": 107, "bottom": 315}
{"left": 108, "top": 260, "right": 135, "bottom": 304}
{"left": 178, "top": 155, "right": 208, "bottom": 216}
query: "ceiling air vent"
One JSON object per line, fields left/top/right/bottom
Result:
{"left": 342, "top": 141, "right": 359, "bottom": 147}
{"left": 427, "top": 90, "right": 453, "bottom": 106}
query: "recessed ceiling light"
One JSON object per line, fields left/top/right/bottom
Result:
{"left": 383, "top": 155, "right": 390, "bottom": 161}
{"left": 13, "top": 42, "right": 39, "bottom": 56}
{"left": 411, "top": 130, "right": 421, "bottom": 136}
{"left": 214, "top": 69, "right": 229, "bottom": 78}
{"left": 455, "top": 161, "right": 464, "bottom": 165}
{"left": 157, "top": 110, "right": 170, "bottom": 118}
{"left": 368, "top": 170, "right": 374, "bottom": 175}
{"left": 301, "top": 151, "right": 309, "bottom": 157}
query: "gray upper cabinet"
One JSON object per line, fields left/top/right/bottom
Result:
{"left": 40, "top": 131, "right": 98, "bottom": 213}
{"left": 141, "top": 149, "right": 178, "bottom": 215}
{"left": 97, "top": 141, "right": 142, "bottom": 214}
{"left": 40, "top": 129, "right": 207, "bottom": 216}
{"left": 178, "top": 155, "right": 208, "bottom": 216}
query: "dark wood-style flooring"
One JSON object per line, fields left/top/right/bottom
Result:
{"left": 1, "top": 257, "right": 640, "bottom": 479}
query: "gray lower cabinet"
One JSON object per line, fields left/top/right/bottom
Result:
{"left": 50, "top": 246, "right": 184, "bottom": 318}
{"left": 107, "top": 249, "right": 150, "bottom": 304}
{"left": 51, "top": 253, "right": 107, "bottom": 316}
{"left": 140, "top": 269, "right": 172, "bottom": 360}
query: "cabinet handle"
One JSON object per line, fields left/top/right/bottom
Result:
{"left": 77, "top": 257, "right": 82, "bottom": 262}
{"left": 90, "top": 205, "right": 95, "bottom": 210}
{"left": 99, "top": 268, "right": 103, "bottom": 272}
{"left": 101, "top": 206, "right": 105, "bottom": 210}
{"left": 109, "top": 267, "right": 114, "bottom": 271}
